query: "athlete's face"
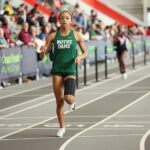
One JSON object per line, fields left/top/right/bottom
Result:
{"left": 59, "top": 12, "right": 71, "bottom": 28}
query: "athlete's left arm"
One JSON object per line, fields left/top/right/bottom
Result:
{"left": 75, "top": 32, "right": 88, "bottom": 65}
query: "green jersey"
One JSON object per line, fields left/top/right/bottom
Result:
{"left": 51, "top": 29, "right": 77, "bottom": 75}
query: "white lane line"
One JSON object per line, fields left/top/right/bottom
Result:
{"left": 0, "top": 71, "right": 95, "bottom": 100}
{"left": 59, "top": 91, "right": 150, "bottom": 150}
{"left": 76, "top": 134, "right": 144, "bottom": 138}
{"left": 0, "top": 72, "right": 119, "bottom": 113}
{"left": 0, "top": 64, "right": 149, "bottom": 113}
{"left": 0, "top": 116, "right": 58, "bottom": 139}
{"left": 0, "top": 83, "right": 51, "bottom": 99}
{"left": 0, "top": 122, "right": 148, "bottom": 126}
{"left": 65, "top": 115, "right": 150, "bottom": 118}
{"left": 0, "top": 99, "right": 53, "bottom": 119}
{"left": 2, "top": 114, "right": 150, "bottom": 120}
{"left": 0, "top": 94, "right": 53, "bottom": 112}
{"left": 0, "top": 137, "right": 69, "bottom": 141}
{"left": 0, "top": 117, "right": 51, "bottom": 120}
{"left": 140, "top": 129, "right": 150, "bottom": 150}
{"left": 0, "top": 66, "right": 150, "bottom": 139}
{"left": 0, "top": 59, "right": 147, "bottom": 100}
{"left": 0, "top": 72, "right": 116, "bottom": 112}
{"left": 1, "top": 71, "right": 150, "bottom": 119}
{"left": 0, "top": 63, "right": 150, "bottom": 112}
{"left": 0, "top": 128, "right": 146, "bottom": 130}
{"left": 0, "top": 134, "right": 144, "bottom": 141}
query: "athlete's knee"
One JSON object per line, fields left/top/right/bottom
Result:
{"left": 64, "top": 95, "right": 74, "bottom": 104}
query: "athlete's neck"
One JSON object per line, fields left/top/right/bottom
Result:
{"left": 60, "top": 27, "right": 70, "bottom": 36}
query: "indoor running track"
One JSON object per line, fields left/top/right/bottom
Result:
{"left": 0, "top": 64, "right": 150, "bottom": 150}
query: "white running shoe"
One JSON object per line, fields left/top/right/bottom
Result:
{"left": 69, "top": 102, "right": 76, "bottom": 112}
{"left": 56, "top": 128, "right": 65, "bottom": 138}
{"left": 122, "top": 73, "right": 128, "bottom": 79}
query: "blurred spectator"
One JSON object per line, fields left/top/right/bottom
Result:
{"left": 104, "top": 26, "right": 112, "bottom": 39}
{"left": 90, "top": 9, "right": 97, "bottom": 23}
{"left": 89, "top": 23, "right": 101, "bottom": 40}
{"left": 18, "top": 22, "right": 36, "bottom": 47}
{"left": 54, "top": 0, "right": 62, "bottom": 9}
{"left": 77, "top": 13, "right": 84, "bottom": 27}
{"left": 27, "top": 11, "right": 40, "bottom": 26}
{"left": 50, "top": 23, "right": 57, "bottom": 33}
{"left": 28, "top": 4, "right": 39, "bottom": 16}
{"left": 38, "top": 23, "right": 51, "bottom": 41}
{"left": 95, "top": 22, "right": 105, "bottom": 39}
{"left": 9, "top": 14, "right": 20, "bottom": 36}
{"left": 17, "top": 4, "right": 27, "bottom": 25}
{"left": 3, "top": 0, "right": 14, "bottom": 15}
{"left": 29, "top": 25, "right": 45, "bottom": 52}
{"left": 48, "top": 11, "right": 58, "bottom": 25}
{"left": 0, "top": 27, "right": 11, "bottom": 88}
{"left": 0, "top": 28, "right": 9, "bottom": 48}
{"left": 146, "top": 26, "right": 150, "bottom": 36}
{"left": 73, "top": 3, "right": 82, "bottom": 21}
{"left": 0, "top": 16, "right": 15, "bottom": 46}
{"left": 75, "top": 26, "right": 89, "bottom": 41}
{"left": 39, "top": 0, "right": 50, "bottom": 8}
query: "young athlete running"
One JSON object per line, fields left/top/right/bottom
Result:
{"left": 113, "top": 24, "right": 128, "bottom": 79}
{"left": 40, "top": 10, "right": 87, "bottom": 137}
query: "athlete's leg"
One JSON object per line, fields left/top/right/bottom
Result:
{"left": 52, "top": 75, "right": 64, "bottom": 128}
{"left": 120, "top": 51, "right": 127, "bottom": 73}
{"left": 117, "top": 51, "right": 126, "bottom": 73}
{"left": 64, "top": 75, "right": 76, "bottom": 105}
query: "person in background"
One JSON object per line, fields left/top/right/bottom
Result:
{"left": 0, "top": 27, "right": 9, "bottom": 48}
{"left": 146, "top": 26, "right": 150, "bottom": 36}
{"left": 18, "top": 22, "right": 36, "bottom": 47}
{"left": 38, "top": 23, "right": 51, "bottom": 42}
{"left": 0, "top": 16, "right": 15, "bottom": 47}
{"left": 113, "top": 24, "right": 128, "bottom": 79}
{"left": 0, "top": 27, "right": 11, "bottom": 87}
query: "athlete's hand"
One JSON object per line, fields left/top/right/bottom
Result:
{"left": 39, "top": 51, "right": 45, "bottom": 60}
{"left": 75, "top": 56, "right": 82, "bottom": 65}
{"left": 39, "top": 46, "right": 46, "bottom": 60}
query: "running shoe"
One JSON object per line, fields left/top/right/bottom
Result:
{"left": 69, "top": 102, "right": 76, "bottom": 112}
{"left": 56, "top": 128, "right": 65, "bottom": 138}
{"left": 122, "top": 73, "right": 128, "bottom": 79}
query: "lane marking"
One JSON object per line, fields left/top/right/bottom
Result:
{"left": 0, "top": 134, "right": 144, "bottom": 141}
{"left": 76, "top": 134, "right": 144, "bottom": 138}
{"left": 0, "top": 57, "right": 147, "bottom": 99}
{"left": 0, "top": 128, "right": 147, "bottom": 131}
{"left": 59, "top": 91, "right": 150, "bottom": 150}
{"left": 1, "top": 64, "right": 150, "bottom": 112}
{"left": 0, "top": 94, "right": 54, "bottom": 112}
{"left": 0, "top": 70, "right": 98, "bottom": 100}
{"left": 1, "top": 64, "right": 150, "bottom": 114}
{"left": 65, "top": 115, "right": 150, "bottom": 118}
{"left": 2, "top": 114, "right": 150, "bottom": 120}
{"left": 0, "top": 65, "right": 150, "bottom": 139}
{"left": 0, "top": 74, "right": 116, "bottom": 112}
{"left": 140, "top": 129, "right": 150, "bottom": 150}
{"left": 0, "top": 83, "right": 50, "bottom": 99}
{"left": 1, "top": 72, "right": 150, "bottom": 119}
{"left": 0, "top": 100, "right": 53, "bottom": 119}
{"left": 104, "top": 124, "right": 144, "bottom": 128}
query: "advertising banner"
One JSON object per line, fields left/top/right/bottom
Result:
{"left": 0, "top": 47, "right": 22, "bottom": 81}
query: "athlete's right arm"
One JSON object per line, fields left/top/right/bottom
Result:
{"left": 40, "top": 32, "right": 56, "bottom": 53}
{"left": 39, "top": 32, "right": 56, "bottom": 60}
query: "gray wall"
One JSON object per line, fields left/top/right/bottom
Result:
{"left": 108, "top": 0, "right": 144, "bottom": 21}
